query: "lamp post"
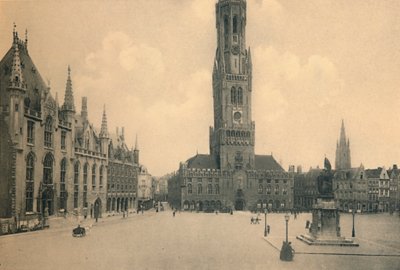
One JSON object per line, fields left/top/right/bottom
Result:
{"left": 285, "top": 213, "right": 290, "bottom": 243}
{"left": 280, "top": 213, "right": 294, "bottom": 261}
{"left": 264, "top": 208, "right": 268, "bottom": 237}
{"left": 352, "top": 208, "right": 356, "bottom": 237}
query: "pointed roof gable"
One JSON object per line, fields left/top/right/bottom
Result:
{"left": 0, "top": 30, "right": 48, "bottom": 112}
{"left": 62, "top": 65, "right": 75, "bottom": 112}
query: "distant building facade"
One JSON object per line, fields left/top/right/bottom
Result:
{"left": 106, "top": 129, "right": 139, "bottom": 214}
{"left": 169, "top": 0, "right": 294, "bottom": 212}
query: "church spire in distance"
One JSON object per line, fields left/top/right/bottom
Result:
{"left": 335, "top": 119, "right": 351, "bottom": 170}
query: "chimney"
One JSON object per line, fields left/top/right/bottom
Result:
{"left": 297, "top": 165, "right": 303, "bottom": 174}
{"left": 81, "top": 97, "right": 88, "bottom": 122}
{"left": 393, "top": 164, "right": 398, "bottom": 170}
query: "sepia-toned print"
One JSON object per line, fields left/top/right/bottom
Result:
{"left": 0, "top": 1, "right": 399, "bottom": 269}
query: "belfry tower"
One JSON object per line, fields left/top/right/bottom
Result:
{"left": 210, "top": 0, "right": 254, "bottom": 170}
{"left": 335, "top": 120, "right": 351, "bottom": 170}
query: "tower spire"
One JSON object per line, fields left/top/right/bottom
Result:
{"left": 62, "top": 65, "right": 75, "bottom": 112}
{"left": 335, "top": 119, "right": 351, "bottom": 170}
{"left": 100, "top": 104, "right": 109, "bottom": 138}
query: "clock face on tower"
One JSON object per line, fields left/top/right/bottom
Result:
{"left": 233, "top": 111, "right": 242, "bottom": 123}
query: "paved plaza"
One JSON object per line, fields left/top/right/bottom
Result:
{"left": 0, "top": 208, "right": 399, "bottom": 270}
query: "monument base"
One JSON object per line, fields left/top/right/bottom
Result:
{"left": 297, "top": 198, "right": 359, "bottom": 247}
{"left": 297, "top": 234, "right": 359, "bottom": 246}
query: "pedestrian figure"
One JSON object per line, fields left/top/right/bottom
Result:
{"left": 251, "top": 217, "right": 254, "bottom": 224}
{"left": 123, "top": 211, "right": 126, "bottom": 218}
{"left": 173, "top": 211, "right": 176, "bottom": 217}
{"left": 305, "top": 220, "right": 310, "bottom": 229}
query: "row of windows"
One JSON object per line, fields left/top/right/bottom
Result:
{"left": 27, "top": 118, "right": 67, "bottom": 150}
{"left": 25, "top": 152, "right": 106, "bottom": 211}
{"left": 226, "top": 130, "right": 250, "bottom": 138}
{"left": 107, "top": 183, "right": 136, "bottom": 191}
{"left": 187, "top": 184, "right": 220, "bottom": 195}
{"left": 258, "top": 184, "right": 288, "bottom": 195}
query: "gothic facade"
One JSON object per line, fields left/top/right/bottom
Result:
{"left": 0, "top": 29, "right": 147, "bottom": 234}
{"left": 169, "top": 0, "right": 294, "bottom": 212}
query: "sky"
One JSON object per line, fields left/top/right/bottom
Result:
{"left": 1, "top": 0, "right": 399, "bottom": 176}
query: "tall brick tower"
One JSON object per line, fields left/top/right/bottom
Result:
{"left": 210, "top": 0, "right": 255, "bottom": 170}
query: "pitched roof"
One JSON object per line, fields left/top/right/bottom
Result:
{"left": 186, "top": 154, "right": 218, "bottom": 169}
{"left": 0, "top": 42, "right": 48, "bottom": 112}
{"left": 254, "top": 155, "right": 284, "bottom": 171}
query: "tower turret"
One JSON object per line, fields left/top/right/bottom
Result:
{"left": 61, "top": 65, "right": 75, "bottom": 113}
{"left": 99, "top": 105, "right": 109, "bottom": 156}
{"left": 134, "top": 134, "right": 139, "bottom": 165}
{"left": 7, "top": 31, "right": 27, "bottom": 145}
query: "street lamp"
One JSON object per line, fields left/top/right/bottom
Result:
{"left": 285, "top": 213, "right": 290, "bottom": 243}
{"left": 352, "top": 208, "right": 356, "bottom": 237}
{"left": 264, "top": 208, "right": 268, "bottom": 237}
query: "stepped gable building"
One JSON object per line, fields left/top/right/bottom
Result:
{"left": 106, "top": 128, "right": 139, "bottom": 213}
{"left": 0, "top": 28, "right": 150, "bottom": 233}
{"left": 169, "top": 0, "right": 294, "bottom": 212}
{"left": 335, "top": 120, "right": 351, "bottom": 171}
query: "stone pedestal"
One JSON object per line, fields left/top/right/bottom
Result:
{"left": 297, "top": 198, "right": 358, "bottom": 246}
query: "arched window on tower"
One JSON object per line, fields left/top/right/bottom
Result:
{"left": 233, "top": 15, "right": 238, "bottom": 34}
{"left": 25, "top": 153, "right": 35, "bottom": 212}
{"left": 238, "top": 87, "right": 243, "bottom": 105}
{"left": 197, "top": 183, "right": 203, "bottom": 195}
{"left": 43, "top": 153, "right": 53, "bottom": 185}
{"left": 188, "top": 183, "right": 192, "bottom": 194}
{"left": 44, "top": 116, "right": 53, "bottom": 148}
{"left": 231, "top": 87, "right": 236, "bottom": 104}
{"left": 224, "top": 15, "right": 229, "bottom": 49}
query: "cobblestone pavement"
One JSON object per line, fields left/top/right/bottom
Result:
{"left": 0, "top": 209, "right": 399, "bottom": 270}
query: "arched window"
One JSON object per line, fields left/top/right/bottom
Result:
{"left": 99, "top": 165, "right": 104, "bottom": 188}
{"left": 237, "top": 87, "right": 243, "bottom": 105}
{"left": 83, "top": 163, "right": 88, "bottom": 185}
{"left": 231, "top": 87, "right": 236, "bottom": 104}
{"left": 60, "top": 158, "right": 67, "bottom": 209}
{"left": 275, "top": 185, "right": 279, "bottom": 195}
{"left": 83, "top": 163, "right": 88, "bottom": 207}
{"left": 44, "top": 116, "right": 53, "bottom": 147}
{"left": 188, "top": 183, "right": 192, "bottom": 194}
{"left": 215, "top": 184, "right": 220, "bottom": 195}
{"left": 226, "top": 130, "right": 230, "bottom": 137}
{"left": 74, "top": 162, "right": 79, "bottom": 208}
{"left": 258, "top": 184, "right": 263, "bottom": 194}
{"left": 92, "top": 164, "right": 97, "bottom": 190}
{"left": 43, "top": 153, "right": 53, "bottom": 185}
{"left": 266, "top": 185, "right": 271, "bottom": 194}
{"left": 233, "top": 16, "right": 238, "bottom": 34}
{"left": 224, "top": 15, "right": 229, "bottom": 49}
{"left": 207, "top": 184, "right": 213, "bottom": 194}
{"left": 25, "top": 153, "right": 35, "bottom": 212}
{"left": 197, "top": 183, "right": 203, "bottom": 195}
{"left": 224, "top": 15, "right": 229, "bottom": 35}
